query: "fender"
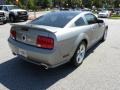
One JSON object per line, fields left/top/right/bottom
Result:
{"left": 9, "top": 12, "right": 15, "bottom": 17}
{"left": 70, "top": 33, "right": 89, "bottom": 58}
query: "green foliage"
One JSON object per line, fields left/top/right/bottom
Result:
{"left": 73, "top": 0, "right": 83, "bottom": 7}
{"left": 5, "top": 0, "right": 13, "bottom": 4}
{"left": 5, "top": 0, "right": 120, "bottom": 9}
{"left": 28, "top": 0, "right": 36, "bottom": 10}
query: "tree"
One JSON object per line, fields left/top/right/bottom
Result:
{"left": 74, "top": 0, "right": 83, "bottom": 7}
{"left": 5, "top": 0, "right": 120, "bottom": 9}
{"left": 114, "top": 0, "right": 120, "bottom": 8}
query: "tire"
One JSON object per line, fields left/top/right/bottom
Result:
{"left": 24, "top": 18, "right": 28, "bottom": 21}
{"left": 101, "top": 29, "right": 107, "bottom": 42}
{"left": 71, "top": 41, "right": 86, "bottom": 67}
{"left": 9, "top": 15, "right": 15, "bottom": 22}
{"left": 3, "top": 20, "right": 7, "bottom": 24}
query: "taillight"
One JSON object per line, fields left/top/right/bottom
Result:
{"left": 36, "top": 36, "right": 54, "bottom": 49}
{"left": 10, "top": 27, "right": 16, "bottom": 39}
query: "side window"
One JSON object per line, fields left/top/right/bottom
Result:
{"left": 85, "top": 14, "right": 98, "bottom": 25}
{"left": 3, "top": 6, "right": 8, "bottom": 11}
{"left": 0, "top": 6, "right": 3, "bottom": 10}
{"left": 75, "top": 17, "right": 86, "bottom": 26}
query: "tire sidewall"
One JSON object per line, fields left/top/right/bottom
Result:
{"left": 9, "top": 15, "right": 15, "bottom": 22}
{"left": 102, "top": 29, "right": 108, "bottom": 41}
{"left": 72, "top": 41, "right": 86, "bottom": 67}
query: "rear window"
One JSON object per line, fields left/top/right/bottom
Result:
{"left": 31, "top": 12, "right": 79, "bottom": 28}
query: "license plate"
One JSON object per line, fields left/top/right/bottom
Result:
{"left": 18, "top": 48, "right": 27, "bottom": 57}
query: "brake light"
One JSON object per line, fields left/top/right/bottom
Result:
{"left": 10, "top": 28, "right": 16, "bottom": 39}
{"left": 36, "top": 36, "right": 54, "bottom": 49}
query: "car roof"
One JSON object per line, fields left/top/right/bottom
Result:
{"left": 50, "top": 11, "right": 91, "bottom": 16}
{"left": 0, "top": 5, "right": 16, "bottom": 6}
{"left": 51, "top": 11, "right": 81, "bottom": 15}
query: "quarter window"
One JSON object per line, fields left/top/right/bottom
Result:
{"left": 75, "top": 17, "right": 86, "bottom": 26}
{"left": 85, "top": 14, "right": 98, "bottom": 24}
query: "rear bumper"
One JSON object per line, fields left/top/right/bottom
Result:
{"left": 8, "top": 38, "right": 63, "bottom": 68}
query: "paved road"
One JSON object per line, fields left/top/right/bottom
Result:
{"left": 0, "top": 19, "right": 120, "bottom": 90}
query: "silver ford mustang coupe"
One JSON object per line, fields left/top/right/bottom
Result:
{"left": 8, "top": 11, "right": 108, "bottom": 69}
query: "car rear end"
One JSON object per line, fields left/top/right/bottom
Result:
{"left": 8, "top": 24, "right": 62, "bottom": 68}
{"left": 98, "top": 11, "right": 110, "bottom": 18}
{"left": 98, "top": 13, "right": 107, "bottom": 18}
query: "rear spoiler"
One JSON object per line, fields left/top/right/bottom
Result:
{"left": 10, "top": 23, "right": 59, "bottom": 33}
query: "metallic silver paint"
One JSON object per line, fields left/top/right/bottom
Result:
{"left": 8, "top": 11, "right": 107, "bottom": 68}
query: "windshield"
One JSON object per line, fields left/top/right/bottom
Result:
{"left": 0, "top": 6, "right": 2, "bottom": 10}
{"left": 101, "top": 11, "right": 108, "bottom": 13}
{"left": 31, "top": 11, "right": 79, "bottom": 28}
{"left": 7, "top": 5, "right": 19, "bottom": 10}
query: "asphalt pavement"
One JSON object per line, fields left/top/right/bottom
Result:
{"left": 0, "top": 19, "right": 120, "bottom": 90}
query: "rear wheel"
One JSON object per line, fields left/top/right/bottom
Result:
{"left": 71, "top": 41, "right": 86, "bottom": 67}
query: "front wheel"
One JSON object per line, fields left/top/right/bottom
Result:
{"left": 101, "top": 29, "right": 107, "bottom": 42}
{"left": 9, "top": 16, "right": 15, "bottom": 22}
{"left": 71, "top": 41, "right": 86, "bottom": 67}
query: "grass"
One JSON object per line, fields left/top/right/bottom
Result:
{"left": 109, "top": 14, "right": 120, "bottom": 19}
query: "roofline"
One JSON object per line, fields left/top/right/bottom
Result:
{"left": 64, "top": 11, "right": 93, "bottom": 28}
{"left": 0, "top": 5, "right": 16, "bottom": 6}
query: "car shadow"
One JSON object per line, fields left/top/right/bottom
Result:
{"left": 0, "top": 57, "right": 76, "bottom": 90}
{"left": 0, "top": 41, "right": 104, "bottom": 90}
{"left": 85, "top": 41, "right": 103, "bottom": 59}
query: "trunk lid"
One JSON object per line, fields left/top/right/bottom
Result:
{"left": 11, "top": 24, "right": 60, "bottom": 47}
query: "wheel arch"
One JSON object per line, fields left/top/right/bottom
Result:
{"left": 70, "top": 33, "right": 89, "bottom": 59}
{"left": 9, "top": 12, "right": 15, "bottom": 18}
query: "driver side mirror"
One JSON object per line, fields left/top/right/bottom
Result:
{"left": 97, "top": 19, "right": 104, "bottom": 23}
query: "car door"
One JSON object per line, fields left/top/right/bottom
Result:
{"left": 3, "top": 6, "right": 9, "bottom": 19}
{"left": 84, "top": 14, "right": 100, "bottom": 45}
{"left": 74, "top": 17, "right": 94, "bottom": 46}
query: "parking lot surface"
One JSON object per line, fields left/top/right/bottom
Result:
{"left": 0, "top": 19, "right": 120, "bottom": 90}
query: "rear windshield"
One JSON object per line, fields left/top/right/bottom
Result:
{"left": 31, "top": 12, "right": 79, "bottom": 28}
